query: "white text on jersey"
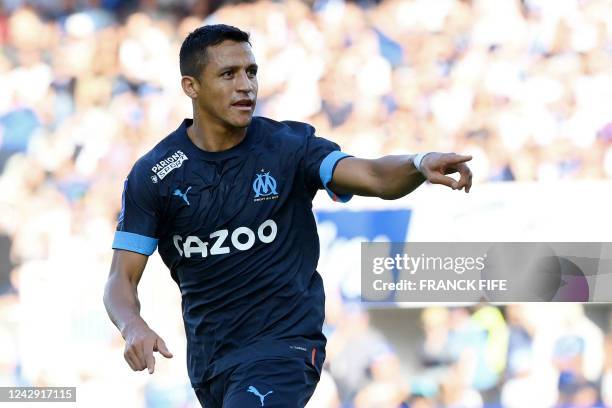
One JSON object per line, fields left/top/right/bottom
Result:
{"left": 152, "top": 150, "right": 188, "bottom": 180}
{"left": 173, "top": 219, "right": 278, "bottom": 258}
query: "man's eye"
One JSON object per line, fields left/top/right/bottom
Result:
{"left": 248, "top": 69, "right": 257, "bottom": 76}
{"left": 222, "top": 71, "right": 233, "bottom": 78}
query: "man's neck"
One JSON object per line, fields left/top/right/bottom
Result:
{"left": 187, "top": 110, "right": 247, "bottom": 153}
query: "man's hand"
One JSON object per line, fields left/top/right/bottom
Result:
{"left": 123, "top": 320, "right": 173, "bottom": 374}
{"left": 419, "top": 153, "right": 473, "bottom": 192}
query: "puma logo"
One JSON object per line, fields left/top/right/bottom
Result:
{"left": 247, "top": 385, "right": 273, "bottom": 406}
{"left": 173, "top": 186, "right": 192, "bottom": 205}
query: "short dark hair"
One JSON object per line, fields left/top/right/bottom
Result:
{"left": 179, "top": 24, "right": 251, "bottom": 77}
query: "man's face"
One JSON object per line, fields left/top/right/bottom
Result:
{"left": 193, "top": 40, "right": 258, "bottom": 129}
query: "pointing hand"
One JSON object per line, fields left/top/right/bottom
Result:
{"left": 123, "top": 321, "right": 173, "bottom": 374}
{"left": 419, "top": 153, "right": 473, "bottom": 193}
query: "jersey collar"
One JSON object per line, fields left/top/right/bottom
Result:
{"left": 178, "top": 118, "right": 257, "bottom": 160}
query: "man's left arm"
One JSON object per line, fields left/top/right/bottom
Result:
{"left": 328, "top": 153, "right": 473, "bottom": 200}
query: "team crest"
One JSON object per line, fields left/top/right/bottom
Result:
{"left": 253, "top": 169, "right": 279, "bottom": 202}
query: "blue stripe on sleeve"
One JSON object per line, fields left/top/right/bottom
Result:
{"left": 112, "top": 231, "right": 158, "bottom": 256}
{"left": 319, "top": 151, "right": 353, "bottom": 203}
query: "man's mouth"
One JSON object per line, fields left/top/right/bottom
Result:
{"left": 232, "top": 99, "right": 254, "bottom": 110}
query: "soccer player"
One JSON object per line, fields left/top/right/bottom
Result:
{"left": 103, "top": 24, "right": 472, "bottom": 407}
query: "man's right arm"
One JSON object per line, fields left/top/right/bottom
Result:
{"left": 103, "top": 249, "right": 173, "bottom": 374}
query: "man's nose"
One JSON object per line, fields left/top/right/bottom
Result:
{"left": 235, "top": 71, "right": 254, "bottom": 92}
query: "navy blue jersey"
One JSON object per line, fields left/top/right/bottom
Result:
{"left": 112, "top": 117, "right": 351, "bottom": 387}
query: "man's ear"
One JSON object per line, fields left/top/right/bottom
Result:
{"left": 181, "top": 75, "right": 199, "bottom": 99}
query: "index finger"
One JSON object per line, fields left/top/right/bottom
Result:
{"left": 445, "top": 154, "right": 472, "bottom": 165}
{"left": 143, "top": 338, "right": 156, "bottom": 374}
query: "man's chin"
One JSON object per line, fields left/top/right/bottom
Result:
{"left": 230, "top": 115, "right": 253, "bottom": 128}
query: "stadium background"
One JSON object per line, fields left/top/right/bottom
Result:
{"left": 0, "top": 0, "right": 611, "bottom": 406}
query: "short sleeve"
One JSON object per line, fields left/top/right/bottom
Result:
{"left": 112, "top": 160, "right": 160, "bottom": 256}
{"left": 304, "top": 134, "right": 353, "bottom": 203}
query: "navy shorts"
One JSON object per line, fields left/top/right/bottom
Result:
{"left": 194, "top": 357, "right": 320, "bottom": 408}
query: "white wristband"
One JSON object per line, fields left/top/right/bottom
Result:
{"left": 412, "top": 153, "right": 431, "bottom": 174}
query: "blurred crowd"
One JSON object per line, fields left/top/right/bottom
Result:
{"left": 314, "top": 302, "right": 612, "bottom": 408}
{"left": 0, "top": 0, "right": 611, "bottom": 406}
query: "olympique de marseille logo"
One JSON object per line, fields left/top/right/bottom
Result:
{"left": 253, "top": 170, "right": 278, "bottom": 201}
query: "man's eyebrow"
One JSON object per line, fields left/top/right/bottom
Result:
{"left": 217, "top": 63, "right": 258, "bottom": 72}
